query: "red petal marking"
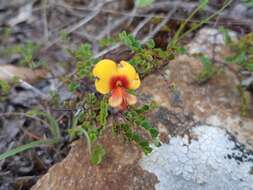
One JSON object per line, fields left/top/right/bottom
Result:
{"left": 109, "top": 75, "right": 130, "bottom": 90}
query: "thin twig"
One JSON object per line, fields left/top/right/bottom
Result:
{"left": 54, "top": 0, "right": 252, "bottom": 29}
{"left": 20, "top": 126, "right": 42, "bottom": 140}
{"left": 43, "top": 0, "right": 49, "bottom": 42}
{"left": 43, "top": 1, "right": 107, "bottom": 50}
{"left": 132, "top": 14, "right": 154, "bottom": 36}
{"left": 95, "top": 14, "right": 154, "bottom": 59}
{"left": 141, "top": 5, "right": 178, "bottom": 44}
{"left": 96, "top": 15, "right": 129, "bottom": 40}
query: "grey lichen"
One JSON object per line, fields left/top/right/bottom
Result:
{"left": 140, "top": 125, "right": 253, "bottom": 190}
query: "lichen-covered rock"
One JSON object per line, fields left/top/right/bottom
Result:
{"left": 138, "top": 28, "right": 253, "bottom": 190}
{"left": 140, "top": 125, "right": 253, "bottom": 190}
{"left": 139, "top": 28, "right": 253, "bottom": 149}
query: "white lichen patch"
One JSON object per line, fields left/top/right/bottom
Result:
{"left": 206, "top": 115, "right": 253, "bottom": 149}
{"left": 188, "top": 27, "right": 237, "bottom": 55}
{"left": 140, "top": 125, "right": 253, "bottom": 190}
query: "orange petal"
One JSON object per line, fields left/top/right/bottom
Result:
{"left": 119, "top": 100, "right": 128, "bottom": 110}
{"left": 109, "top": 88, "right": 123, "bottom": 107}
{"left": 127, "top": 93, "right": 137, "bottom": 105}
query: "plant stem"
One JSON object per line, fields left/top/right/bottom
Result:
{"left": 177, "top": 0, "right": 233, "bottom": 43}
{"left": 77, "top": 126, "right": 92, "bottom": 155}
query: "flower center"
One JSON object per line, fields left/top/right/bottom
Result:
{"left": 116, "top": 81, "right": 122, "bottom": 87}
{"left": 109, "top": 75, "right": 129, "bottom": 90}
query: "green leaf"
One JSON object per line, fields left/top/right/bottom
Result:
{"left": 149, "top": 128, "right": 159, "bottom": 138}
{"left": 26, "top": 110, "right": 61, "bottom": 142}
{"left": 140, "top": 120, "right": 151, "bottom": 130}
{"left": 132, "top": 133, "right": 152, "bottom": 154}
{"left": 0, "top": 110, "right": 61, "bottom": 161}
{"left": 242, "top": 0, "right": 253, "bottom": 7}
{"left": 75, "top": 43, "right": 93, "bottom": 61}
{"left": 140, "top": 120, "right": 159, "bottom": 138}
{"left": 175, "top": 47, "right": 188, "bottom": 55}
{"left": 0, "top": 140, "right": 55, "bottom": 161}
{"left": 135, "top": 0, "right": 154, "bottom": 7}
{"left": 201, "top": 55, "right": 212, "bottom": 66}
{"left": 119, "top": 31, "right": 142, "bottom": 52}
{"left": 246, "top": 63, "right": 253, "bottom": 71}
{"left": 78, "top": 127, "right": 92, "bottom": 154}
{"left": 88, "top": 128, "right": 98, "bottom": 143}
{"left": 199, "top": 0, "right": 209, "bottom": 10}
{"left": 67, "top": 82, "right": 80, "bottom": 92}
{"left": 120, "top": 124, "right": 153, "bottom": 155}
{"left": 219, "top": 26, "right": 232, "bottom": 44}
{"left": 146, "top": 39, "right": 155, "bottom": 49}
{"left": 86, "top": 93, "right": 98, "bottom": 105}
{"left": 99, "top": 37, "right": 117, "bottom": 47}
{"left": 0, "top": 80, "right": 10, "bottom": 95}
{"left": 237, "top": 85, "right": 250, "bottom": 116}
{"left": 197, "top": 55, "right": 216, "bottom": 83}
{"left": 135, "top": 104, "right": 150, "bottom": 114}
{"left": 99, "top": 99, "right": 108, "bottom": 128}
{"left": 90, "top": 144, "right": 106, "bottom": 165}
{"left": 126, "top": 88, "right": 137, "bottom": 96}
{"left": 225, "top": 52, "right": 247, "bottom": 65}
{"left": 19, "top": 41, "right": 39, "bottom": 67}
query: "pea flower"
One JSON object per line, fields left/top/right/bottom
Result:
{"left": 93, "top": 59, "right": 141, "bottom": 110}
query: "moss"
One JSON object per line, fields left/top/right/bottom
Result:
{"left": 237, "top": 85, "right": 250, "bottom": 117}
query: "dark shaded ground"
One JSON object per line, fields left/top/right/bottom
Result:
{"left": 0, "top": 0, "right": 253, "bottom": 189}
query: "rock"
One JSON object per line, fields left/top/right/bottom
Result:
{"left": 231, "top": 3, "right": 248, "bottom": 18}
{"left": 31, "top": 128, "right": 158, "bottom": 190}
{"left": 32, "top": 27, "right": 253, "bottom": 190}
{"left": 136, "top": 28, "right": 253, "bottom": 189}
{"left": 8, "top": 3, "right": 33, "bottom": 26}
{"left": 187, "top": 27, "right": 237, "bottom": 62}
{"left": 140, "top": 51, "right": 253, "bottom": 149}
{"left": 242, "top": 76, "right": 253, "bottom": 88}
{"left": 0, "top": 0, "right": 33, "bottom": 25}
{"left": 246, "top": 8, "right": 253, "bottom": 18}
{"left": 0, "top": 65, "right": 47, "bottom": 84}
{"left": 140, "top": 125, "right": 253, "bottom": 190}
{"left": 9, "top": 90, "right": 41, "bottom": 107}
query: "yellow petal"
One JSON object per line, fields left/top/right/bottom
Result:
{"left": 93, "top": 59, "right": 117, "bottom": 80}
{"left": 117, "top": 61, "right": 141, "bottom": 89}
{"left": 129, "top": 74, "right": 141, "bottom": 89}
{"left": 95, "top": 79, "right": 110, "bottom": 94}
{"left": 92, "top": 59, "right": 117, "bottom": 94}
{"left": 127, "top": 94, "right": 137, "bottom": 105}
{"left": 109, "top": 94, "right": 123, "bottom": 107}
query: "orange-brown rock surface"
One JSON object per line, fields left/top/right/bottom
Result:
{"left": 32, "top": 28, "right": 253, "bottom": 190}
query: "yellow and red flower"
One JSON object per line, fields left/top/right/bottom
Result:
{"left": 92, "top": 59, "right": 141, "bottom": 110}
